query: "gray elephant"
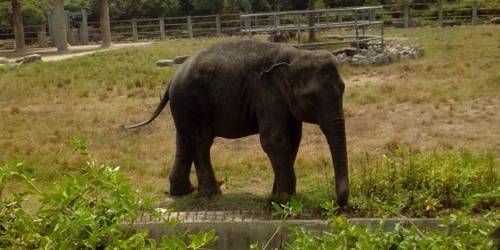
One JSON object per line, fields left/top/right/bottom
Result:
{"left": 122, "top": 39, "right": 349, "bottom": 207}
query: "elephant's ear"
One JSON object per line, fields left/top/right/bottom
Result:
{"left": 260, "top": 62, "right": 290, "bottom": 77}
{"left": 260, "top": 62, "right": 292, "bottom": 93}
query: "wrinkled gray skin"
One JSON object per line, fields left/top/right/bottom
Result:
{"left": 122, "top": 40, "right": 349, "bottom": 207}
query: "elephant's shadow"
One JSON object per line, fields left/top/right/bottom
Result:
{"left": 162, "top": 192, "right": 273, "bottom": 212}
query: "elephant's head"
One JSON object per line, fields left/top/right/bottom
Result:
{"left": 262, "top": 50, "right": 349, "bottom": 207}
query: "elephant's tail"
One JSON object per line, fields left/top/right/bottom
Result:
{"left": 120, "top": 82, "right": 171, "bottom": 130}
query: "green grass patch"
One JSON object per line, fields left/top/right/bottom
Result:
{"left": 301, "top": 147, "right": 498, "bottom": 217}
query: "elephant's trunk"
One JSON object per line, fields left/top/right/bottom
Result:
{"left": 319, "top": 112, "right": 349, "bottom": 207}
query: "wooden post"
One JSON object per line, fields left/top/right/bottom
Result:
{"left": 244, "top": 16, "right": 251, "bottom": 37}
{"left": 404, "top": 0, "right": 409, "bottom": 28}
{"left": 472, "top": 1, "right": 478, "bottom": 25}
{"left": 215, "top": 14, "right": 222, "bottom": 36}
{"left": 355, "top": 10, "right": 359, "bottom": 50}
{"left": 307, "top": 0, "right": 315, "bottom": 42}
{"left": 132, "top": 19, "right": 138, "bottom": 41}
{"left": 437, "top": 0, "right": 443, "bottom": 27}
{"left": 187, "top": 15, "right": 193, "bottom": 38}
{"left": 81, "top": 9, "right": 89, "bottom": 45}
{"left": 369, "top": 9, "right": 375, "bottom": 22}
{"left": 159, "top": 18, "right": 166, "bottom": 39}
{"left": 338, "top": 13, "right": 343, "bottom": 23}
{"left": 273, "top": 14, "right": 281, "bottom": 35}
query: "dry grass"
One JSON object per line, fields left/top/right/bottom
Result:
{"left": 0, "top": 25, "right": 499, "bottom": 209}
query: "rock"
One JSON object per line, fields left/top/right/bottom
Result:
{"left": 352, "top": 54, "right": 370, "bottom": 66}
{"left": 335, "top": 52, "right": 351, "bottom": 64}
{"left": 0, "top": 57, "right": 8, "bottom": 64}
{"left": 22, "top": 54, "right": 42, "bottom": 64}
{"left": 3, "top": 40, "right": 15, "bottom": 50}
{"left": 332, "top": 47, "right": 357, "bottom": 57}
{"left": 373, "top": 53, "right": 390, "bottom": 65}
{"left": 156, "top": 59, "right": 175, "bottom": 67}
{"left": 174, "top": 55, "right": 189, "bottom": 64}
{"left": 411, "top": 46, "right": 425, "bottom": 58}
{"left": 490, "top": 17, "right": 500, "bottom": 24}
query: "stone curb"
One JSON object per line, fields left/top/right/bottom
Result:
{"left": 134, "top": 218, "right": 442, "bottom": 250}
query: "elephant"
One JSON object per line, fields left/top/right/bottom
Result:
{"left": 121, "top": 39, "right": 349, "bottom": 207}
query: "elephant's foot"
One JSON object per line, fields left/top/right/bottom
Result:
{"left": 197, "top": 181, "right": 223, "bottom": 197}
{"left": 270, "top": 191, "right": 293, "bottom": 205}
{"left": 168, "top": 181, "right": 195, "bottom": 196}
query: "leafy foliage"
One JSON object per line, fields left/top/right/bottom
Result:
{"left": 287, "top": 212, "right": 498, "bottom": 249}
{"left": 0, "top": 138, "right": 217, "bottom": 249}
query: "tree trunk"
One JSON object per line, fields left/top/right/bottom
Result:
{"left": 52, "top": 0, "right": 68, "bottom": 52}
{"left": 308, "top": 0, "right": 316, "bottom": 42}
{"left": 100, "top": 0, "right": 112, "bottom": 47}
{"left": 11, "top": 0, "right": 25, "bottom": 53}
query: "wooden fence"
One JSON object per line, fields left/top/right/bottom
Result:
{"left": 0, "top": 0, "right": 498, "bottom": 48}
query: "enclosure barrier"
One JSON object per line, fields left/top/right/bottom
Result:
{"left": 240, "top": 6, "right": 384, "bottom": 49}
{"left": 0, "top": 0, "right": 498, "bottom": 48}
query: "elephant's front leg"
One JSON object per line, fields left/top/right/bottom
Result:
{"left": 259, "top": 119, "right": 302, "bottom": 203}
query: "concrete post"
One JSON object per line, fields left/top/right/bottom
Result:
{"left": 159, "top": 18, "right": 166, "bottom": 39}
{"left": 37, "top": 25, "right": 47, "bottom": 47}
{"left": 81, "top": 9, "right": 89, "bottom": 45}
{"left": 437, "top": 0, "right": 443, "bottom": 27}
{"left": 215, "top": 14, "right": 222, "bottom": 36}
{"left": 187, "top": 15, "right": 193, "bottom": 38}
{"left": 65, "top": 10, "right": 71, "bottom": 42}
{"left": 47, "top": 11, "right": 55, "bottom": 46}
{"left": 132, "top": 19, "right": 138, "bottom": 41}
{"left": 404, "top": 1, "right": 409, "bottom": 28}
{"left": 472, "top": 2, "right": 478, "bottom": 25}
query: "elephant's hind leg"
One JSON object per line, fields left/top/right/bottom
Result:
{"left": 191, "top": 133, "right": 221, "bottom": 197}
{"left": 169, "top": 133, "right": 195, "bottom": 196}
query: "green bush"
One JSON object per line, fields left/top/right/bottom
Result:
{"left": 287, "top": 212, "right": 498, "bottom": 250}
{"left": 0, "top": 140, "right": 217, "bottom": 250}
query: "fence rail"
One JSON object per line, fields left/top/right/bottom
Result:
{"left": 0, "top": 0, "right": 498, "bottom": 48}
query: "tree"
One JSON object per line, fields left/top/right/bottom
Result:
{"left": 99, "top": 0, "right": 111, "bottom": 47}
{"left": 11, "top": 0, "right": 25, "bottom": 52}
{"left": 51, "top": 0, "right": 68, "bottom": 51}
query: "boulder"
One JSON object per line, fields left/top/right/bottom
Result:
{"left": 0, "top": 57, "right": 8, "bottom": 64}
{"left": 3, "top": 40, "right": 15, "bottom": 50}
{"left": 174, "top": 55, "right": 190, "bottom": 64}
{"left": 156, "top": 59, "right": 175, "bottom": 67}
{"left": 332, "top": 47, "right": 357, "bottom": 57}
{"left": 491, "top": 17, "right": 500, "bottom": 24}
{"left": 22, "top": 54, "right": 42, "bottom": 64}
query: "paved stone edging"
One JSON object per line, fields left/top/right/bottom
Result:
{"left": 135, "top": 218, "right": 442, "bottom": 250}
